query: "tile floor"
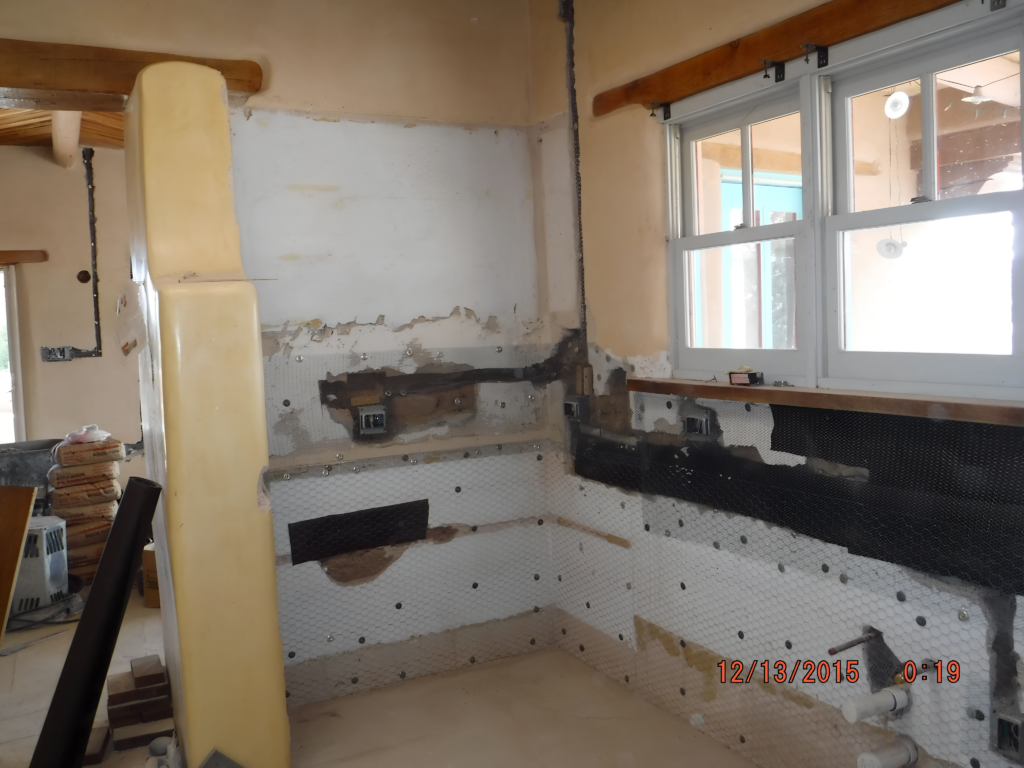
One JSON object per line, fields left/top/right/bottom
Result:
{"left": 290, "top": 648, "right": 757, "bottom": 768}
{"left": 0, "top": 589, "right": 164, "bottom": 767}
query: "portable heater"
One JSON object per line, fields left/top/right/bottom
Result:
{"left": 10, "top": 516, "right": 69, "bottom": 617}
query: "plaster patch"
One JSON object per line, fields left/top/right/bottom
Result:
{"left": 695, "top": 399, "right": 805, "bottom": 467}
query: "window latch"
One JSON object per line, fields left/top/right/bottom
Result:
{"left": 910, "top": 195, "right": 933, "bottom": 204}
{"left": 733, "top": 223, "right": 748, "bottom": 230}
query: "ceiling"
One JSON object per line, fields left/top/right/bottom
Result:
{"left": 0, "top": 109, "right": 123, "bottom": 149}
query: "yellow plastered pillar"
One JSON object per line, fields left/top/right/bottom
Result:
{"left": 124, "top": 62, "right": 290, "bottom": 768}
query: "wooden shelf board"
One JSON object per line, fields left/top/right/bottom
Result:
{"left": 627, "top": 377, "right": 1024, "bottom": 427}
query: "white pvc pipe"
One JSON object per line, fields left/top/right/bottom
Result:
{"left": 51, "top": 111, "right": 82, "bottom": 169}
{"left": 857, "top": 737, "right": 919, "bottom": 768}
{"left": 842, "top": 686, "right": 910, "bottom": 723}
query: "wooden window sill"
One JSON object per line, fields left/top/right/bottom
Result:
{"left": 627, "top": 378, "right": 1024, "bottom": 427}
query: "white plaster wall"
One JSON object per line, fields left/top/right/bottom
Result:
{"left": 230, "top": 110, "right": 539, "bottom": 338}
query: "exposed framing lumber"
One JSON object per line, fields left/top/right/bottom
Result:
{"left": 593, "top": 0, "right": 963, "bottom": 117}
{"left": 0, "top": 486, "right": 36, "bottom": 646}
{"left": 0, "top": 38, "right": 262, "bottom": 111}
{"left": 628, "top": 377, "right": 1024, "bottom": 427}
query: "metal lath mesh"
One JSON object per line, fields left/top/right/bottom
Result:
{"left": 271, "top": 395, "right": 1018, "bottom": 768}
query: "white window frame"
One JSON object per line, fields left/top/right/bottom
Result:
{"left": 673, "top": 91, "right": 816, "bottom": 385}
{"left": 2, "top": 265, "right": 26, "bottom": 442}
{"left": 664, "top": 0, "right": 1024, "bottom": 400}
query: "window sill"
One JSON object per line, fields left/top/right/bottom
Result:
{"left": 627, "top": 378, "right": 1024, "bottom": 427}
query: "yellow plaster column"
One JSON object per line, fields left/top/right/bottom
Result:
{"left": 124, "top": 62, "right": 290, "bottom": 768}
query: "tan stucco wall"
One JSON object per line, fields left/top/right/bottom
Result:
{"left": 573, "top": 0, "right": 825, "bottom": 357}
{"left": 0, "top": 0, "right": 535, "bottom": 126}
{"left": 0, "top": 146, "right": 141, "bottom": 444}
{"left": 530, "top": 0, "right": 568, "bottom": 124}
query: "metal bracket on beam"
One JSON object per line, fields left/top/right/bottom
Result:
{"left": 662, "top": 103, "right": 671, "bottom": 120}
{"left": 992, "top": 0, "right": 1007, "bottom": 11}
{"left": 762, "top": 60, "right": 785, "bottom": 82}
{"left": 802, "top": 44, "right": 828, "bottom": 68}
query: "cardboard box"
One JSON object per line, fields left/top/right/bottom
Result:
{"left": 55, "top": 437, "right": 126, "bottom": 467}
{"left": 50, "top": 500, "right": 117, "bottom": 524}
{"left": 49, "top": 478, "right": 121, "bottom": 508}
{"left": 67, "top": 520, "right": 112, "bottom": 549}
{"left": 142, "top": 543, "right": 160, "bottom": 609}
{"left": 47, "top": 461, "right": 120, "bottom": 489}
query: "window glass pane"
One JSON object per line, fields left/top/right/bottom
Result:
{"left": 842, "top": 211, "right": 1013, "bottom": 354}
{"left": 852, "top": 80, "right": 923, "bottom": 211}
{"left": 0, "top": 270, "right": 12, "bottom": 444}
{"left": 752, "top": 112, "right": 803, "bottom": 223}
{"left": 686, "top": 238, "right": 796, "bottom": 349}
{"left": 695, "top": 129, "right": 742, "bottom": 234}
{"left": 936, "top": 52, "right": 1021, "bottom": 199}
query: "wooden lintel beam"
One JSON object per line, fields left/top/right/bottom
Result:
{"left": 628, "top": 377, "right": 1024, "bottom": 427}
{"left": 593, "top": 0, "right": 963, "bottom": 118}
{"left": 0, "top": 38, "right": 262, "bottom": 111}
{"left": 0, "top": 250, "right": 48, "bottom": 265}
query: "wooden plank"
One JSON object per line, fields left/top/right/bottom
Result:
{"left": 0, "top": 250, "right": 48, "bottom": 265}
{"left": 627, "top": 377, "right": 1024, "bottom": 427}
{"left": 593, "top": 0, "right": 963, "bottom": 117}
{"left": 0, "top": 486, "right": 37, "bottom": 646}
{"left": 0, "top": 38, "right": 262, "bottom": 107}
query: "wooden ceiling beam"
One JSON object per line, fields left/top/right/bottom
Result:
{"left": 593, "top": 0, "right": 964, "bottom": 118}
{"left": 0, "top": 38, "right": 262, "bottom": 112}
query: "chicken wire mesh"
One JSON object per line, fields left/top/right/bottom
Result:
{"left": 269, "top": 393, "right": 1021, "bottom": 768}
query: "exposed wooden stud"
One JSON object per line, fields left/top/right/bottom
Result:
{"left": 628, "top": 377, "right": 1024, "bottom": 427}
{"left": 0, "top": 38, "right": 262, "bottom": 111}
{"left": 0, "top": 250, "right": 48, "bottom": 265}
{"left": 593, "top": 0, "right": 964, "bottom": 117}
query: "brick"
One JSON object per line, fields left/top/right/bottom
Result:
{"left": 82, "top": 725, "right": 110, "bottom": 766}
{"left": 107, "top": 671, "right": 138, "bottom": 706}
{"left": 111, "top": 718, "right": 174, "bottom": 751}
{"left": 107, "top": 700, "right": 141, "bottom": 729}
{"left": 131, "top": 655, "right": 165, "bottom": 687}
{"left": 136, "top": 680, "right": 171, "bottom": 701}
{"left": 140, "top": 696, "right": 173, "bottom": 723}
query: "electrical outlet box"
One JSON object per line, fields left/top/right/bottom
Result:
{"left": 686, "top": 415, "right": 710, "bottom": 436}
{"left": 357, "top": 405, "right": 387, "bottom": 435}
{"left": 564, "top": 397, "right": 588, "bottom": 423}
{"left": 997, "top": 713, "right": 1022, "bottom": 762}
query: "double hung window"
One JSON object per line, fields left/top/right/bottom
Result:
{"left": 668, "top": 3, "right": 1024, "bottom": 398}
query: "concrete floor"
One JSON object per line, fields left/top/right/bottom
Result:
{"left": 290, "top": 648, "right": 757, "bottom": 768}
{"left": 0, "top": 589, "right": 163, "bottom": 767}
{"left": 3, "top": 592, "right": 757, "bottom": 768}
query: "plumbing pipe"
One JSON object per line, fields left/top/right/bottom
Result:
{"left": 842, "top": 686, "right": 910, "bottom": 723}
{"left": 51, "top": 110, "right": 82, "bottom": 169}
{"left": 829, "top": 630, "right": 879, "bottom": 655}
{"left": 857, "top": 737, "right": 918, "bottom": 768}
